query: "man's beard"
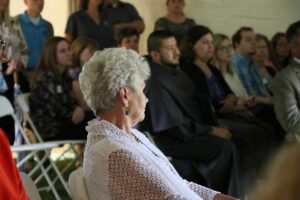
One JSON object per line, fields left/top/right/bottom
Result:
{"left": 160, "top": 57, "right": 179, "bottom": 68}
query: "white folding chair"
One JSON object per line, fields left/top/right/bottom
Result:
{"left": 0, "top": 95, "right": 65, "bottom": 199}
{"left": 16, "top": 93, "right": 87, "bottom": 196}
{"left": 20, "top": 172, "right": 42, "bottom": 200}
{"left": 0, "top": 95, "right": 30, "bottom": 143}
{"left": 68, "top": 167, "right": 89, "bottom": 200}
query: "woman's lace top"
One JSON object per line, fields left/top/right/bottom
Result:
{"left": 83, "top": 119, "right": 219, "bottom": 200}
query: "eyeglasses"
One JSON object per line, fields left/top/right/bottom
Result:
{"left": 217, "top": 45, "right": 233, "bottom": 53}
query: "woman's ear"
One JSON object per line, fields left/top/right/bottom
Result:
{"left": 119, "top": 87, "right": 129, "bottom": 106}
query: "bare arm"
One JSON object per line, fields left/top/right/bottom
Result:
{"left": 72, "top": 80, "right": 89, "bottom": 111}
{"left": 113, "top": 19, "right": 145, "bottom": 33}
{"left": 64, "top": 33, "right": 74, "bottom": 44}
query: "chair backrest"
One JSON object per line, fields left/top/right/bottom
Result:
{"left": 20, "top": 172, "right": 42, "bottom": 200}
{"left": 69, "top": 167, "right": 89, "bottom": 200}
{"left": 0, "top": 95, "right": 30, "bottom": 143}
{"left": 0, "top": 95, "right": 14, "bottom": 118}
{"left": 16, "top": 93, "right": 43, "bottom": 143}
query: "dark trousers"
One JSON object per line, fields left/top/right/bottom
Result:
{"left": 46, "top": 111, "right": 94, "bottom": 141}
{"left": 155, "top": 133, "right": 241, "bottom": 198}
{"left": 218, "top": 117, "right": 274, "bottom": 193}
{"left": 249, "top": 104, "right": 285, "bottom": 142}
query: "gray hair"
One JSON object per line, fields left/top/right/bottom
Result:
{"left": 79, "top": 48, "right": 150, "bottom": 115}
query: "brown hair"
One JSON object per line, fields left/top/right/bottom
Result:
{"left": 115, "top": 27, "right": 139, "bottom": 45}
{"left": 181, "top": 25, "right": 213, "bottom": 62}
{"left": 32, "top": 37, "right": 67, "bottom": 88}
{"left": 70, "top": 37, "right": 99, "bottom": 68}
{"left": 232, "top": 26, "right": 253, "bottom": 49}
{"left": 270, "top": 32, "right": 291, "bottom": 69}
{"left": 255, "top": 33, "right": 273, "bottom": 61}
{"left": 211, "top": 33, "right": 233, "bottom": 75}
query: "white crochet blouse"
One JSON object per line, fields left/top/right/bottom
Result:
{"left": 83, "top": 119, "right": 219, "bottom": 200}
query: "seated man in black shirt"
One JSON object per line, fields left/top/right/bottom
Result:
{"left": 141, "top": 30, "right": 241, "bottom": 198}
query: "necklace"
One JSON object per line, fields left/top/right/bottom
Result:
{"left": 135, "top": 136, "right": 160, "bottom": 157}
{"left": 133, "top": 134, "right": 177, "bottom": 175}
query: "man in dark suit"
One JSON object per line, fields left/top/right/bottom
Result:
{"left": 141, "top": 30, "right": 241, "bottom": 198}
{"left": 273, "top": 20, "right": 300, "bottom": 139}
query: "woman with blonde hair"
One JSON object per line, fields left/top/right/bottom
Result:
{"left": 211, "top": 33, "right": 251, "bottom": 105}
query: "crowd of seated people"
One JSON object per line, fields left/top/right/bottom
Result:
{"left": 79, "top": 47, "right": 237, "bottom": 200}
{"left": 180, "top": 25, "right": 276, "bottom": 192}
{"left": 2, "top": 0, "right": 300, "bottom": 199}
{"left": 143, "top": 30, "right": 241, "bottom": 197}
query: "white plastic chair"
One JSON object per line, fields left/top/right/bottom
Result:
{"left": 68, "top": 167, "right": 89, "bottom": 200}
{"left": 0, "top": 95, "right": 63, "bottom": 199}
{"left": 20, "top": 172, "right": 42, "bottom": 200}
{"left": 0, "top": 95, "right": 30, "bottom": 143}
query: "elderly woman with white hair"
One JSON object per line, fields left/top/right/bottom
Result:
{"left": 79, "top": 48, "right": 237, "bottom": 200}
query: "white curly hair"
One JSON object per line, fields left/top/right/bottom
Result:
{"left": 79, "top": 48, "right": 151, "bottom": 115}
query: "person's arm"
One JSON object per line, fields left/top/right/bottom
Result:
{"left": 64, "top": 14, "right": 77, "bottom": 44}
{"left": 219, "top": 94, "right": 238, "bottom": 113}
{"left": 72, "top": 80, "right": 89, "bottom": 111}
{"left": 46, "top": 21, "right": 54, "bottom": 39}
{"left": 114, "top": 19, "right": 145, "bottom": 33}
{"left": 272, "top": 74, "right": 300, "bottom": 134}
{"left": 184, "top": 181, "right": 238, "bottom": 200}
{"left": 111, "top": 2, "right": 145, "bottom": 33}
{"left": 232, "top": 59, "right": 256, "bottom": 96}
{"left": 210, "top": 127, "right": 232, "bottom": 140}
{"left": 107, "top": 149, "right": 209, "bottom": 199}
{"left": 64, "top": 33, "right": 74, "bottom": 44}
{"left": 254, "top": 96, "right": 273, "bottom": 105}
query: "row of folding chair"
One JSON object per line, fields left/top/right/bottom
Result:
{"left": 0, "top": 95, "right": 66, "bottom": 199}
{"left": 12, "top": 143, "right": 61, "bottom": 199}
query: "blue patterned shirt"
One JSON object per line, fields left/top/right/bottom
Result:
{"left": 232, "top": 52, "right": 268, "bottom": 96}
